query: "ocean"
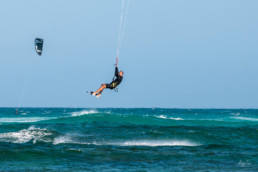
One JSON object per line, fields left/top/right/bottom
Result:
{"left": 0, "top": 108, "right": 257, "bottom": 171}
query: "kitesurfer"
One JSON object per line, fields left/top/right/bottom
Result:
{"left": 91, "top": 65, "right": 123, "bottom": 98}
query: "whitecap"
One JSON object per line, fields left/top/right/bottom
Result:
{"left": 0, "top": 126, "right": 53, "bottom": 144}
{"left": 231, "top": 117, "right": 258, "bottom": 122}
{"left": 53, "top": 139, "right": 200, "bottom": 147}
{"left": 155, "top": 115, "right": 167, "bottom": 119}
{"left": 71, "top": 110, "right": 98, "bottom": 117}
{"left": 52, "top": 138, "right": 200, "bottom": 147}
{"left": 169, "top": 117, "right": 183, "bottom": 120}
{"left": 53, "top": 135, "right": 74, "bottom": 145}
{"left": 0, "top": 117, "right": 57, "bottom": 123}
{"left": 155, "top": 115, "right": 183, "bottom": 120}
{"left": 98, "top": 140, "right": 200, "bottom": 147}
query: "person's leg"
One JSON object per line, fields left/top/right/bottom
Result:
{"left": 96, "top": 89, "right": 104, "bottom": 96}
{"left": 93, "top": 84, "right": 106, "bottom": 96}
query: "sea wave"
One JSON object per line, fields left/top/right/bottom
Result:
{"left": 52, "top": 133, "right": 200, "bottom": 147}
{"left": 155, "top": 115, "right": 183, "bottom": 120}
{"left": 231, "top": 116, "right": 258, "bottom": 122}
{"left": 71, "top": 110, "right": 98, "bottom": 117}
{"left": 1, "top": 108, "right": 257, "bottom": 126}
{"left": 0, "top": 126, "right": 53, "bottom": 144}
{"left": 53, "top": 138, "right": 200, "bottom": 147}
{"left": 53, "top": 135, "right": 76, "bottom": 145}
{"left": 103, "top": 140, "right": 200, "bottom": 147}
{"left": 0, "top": 117, "right": 57, "bottom": 123}
{"left": 0, "top": 110, "right": 98, "bottom": 123}
{"left": 0, "top": 127, "right": 200, "bottom": 147}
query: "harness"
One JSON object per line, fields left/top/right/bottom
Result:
{"left": 112, "top": 76, "right": 119, "bottom": 92}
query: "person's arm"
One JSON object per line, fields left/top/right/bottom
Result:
{"left": 115, "top": 66, "right": 119, "bottom": 77}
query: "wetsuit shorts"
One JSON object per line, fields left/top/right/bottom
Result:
{"left": 105, "top": 83, "right": 117, "bottom": 89}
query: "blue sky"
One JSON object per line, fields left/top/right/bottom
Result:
{"left": 0, "top": 0, "right": 257, "bottom": 108}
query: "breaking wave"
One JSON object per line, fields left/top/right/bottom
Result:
{"left": 53, "top": 136, "right": 200, "bottom": 147}
{"left": 0, "top": 126, "right": 200, "bottom": 147}
{"left": 0, "top": 117, "right": 58, "bottom": 123}
{"left": 1, "top": 109, "right": 257, "bottom": 127}
{"left": 0, "top": 126, "right": 53, "bottom": 144}
{"left": 155, "top": 115, "right": 183, "bottom": 120}
{"left": 71, "top": 110, "right": 98, "bottom": 117}
{"left": 231, "top": 116, "right": 258, "bottom": 122}
{"left": 0, "top": 110, "right": 98, "bottom": 123}
{"left": 53, "top": 135, "right": 76, "bottom": 145}
{"left": 100, "top": 140, "right": 200, "bottom": 147}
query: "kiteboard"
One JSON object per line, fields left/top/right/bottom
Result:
{"left": 86, "top": 91, "right": 101, "bottom": 99}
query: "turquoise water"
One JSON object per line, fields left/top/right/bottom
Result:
{"left": 0, "top": 108, "right": 257, "bottom": 171}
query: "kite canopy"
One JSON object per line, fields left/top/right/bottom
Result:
{"left": 35, "top": 38, "right": 44, "bottom": 56}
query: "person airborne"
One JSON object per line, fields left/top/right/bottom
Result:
{"left": 91, "top": 64, "right": 123, "bottom": 98}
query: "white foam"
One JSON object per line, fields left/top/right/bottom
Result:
{"left": 53, "top": 138, "right": 199, "bottom": 147}
{"left": 112, "top": 140, "right": 199, "bottom": 147}
{"left": 231, "top": 117, "right": 258, "bottom": 122}
{"left": 156, "top": 115, "right": 167, "bottom": 119}
{"left": 0, "top": 117, "right": 57, "bottom": 123}
{"left": 71, "top": 110, "right": 98, "bottom": 117}
{"left": 53, "top": 134, "right": 93, "bottom": 145}
{"left": 0, "top": 126, "right": 52, "bottom": 144}
{"left": 155, "top": 115, "right": 183, "bottom": 120}
{"left": 53, "top": 135, "right": 74, "bottom": 145}
{"left": 93, "top": 140, "right": 200, "bottom": 147}
{"left": 28, "top": 125, "right": 36, "bottom": 130}
{"left": 169, "top": 117, "right": 183, "bottom": 120}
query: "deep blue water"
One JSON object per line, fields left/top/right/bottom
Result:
{"left": 0, "top": 108, "right": 257, "bottom": 171}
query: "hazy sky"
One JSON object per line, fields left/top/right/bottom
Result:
{"left": 0, "top": 0, "right": 257, "bottom": 108}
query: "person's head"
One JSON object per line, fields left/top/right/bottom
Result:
{"left": 119, "top": 71, "right": 124, "bottom": 76}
